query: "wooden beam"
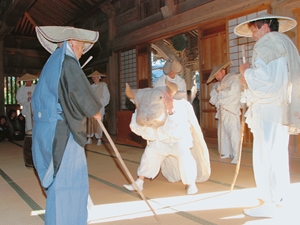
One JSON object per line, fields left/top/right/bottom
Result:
{"left": 109, "top": 0, "right": 266, "bottom": 51}
{"left": 0, "top": 0, "right": 36, "bottom": 39}
{"left": 4, "top": 47, "right": 49, "bottom": 58}
{"left": 4, "top": 67, "right": 41, "bottom": 77}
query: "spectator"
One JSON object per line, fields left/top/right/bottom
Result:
{"left": 16, "top": 73, "right": 38, "bottom": 133}
{"left": 0, "top": 115, "right": 10, "bottom": 142}
{"left": 86, "top": 71, "right": 110, "bottom": 146}
{"left": 208, "top": 61, "right": 242, "bottom": 164}
{"left": 18, "top": 113, "right": 26, "bottom": 136}
{"left": 6, "top": 109, "right": 23, "bottom": 141}
{"left": 154, "top": 54, "right": 187, "bottom": 97}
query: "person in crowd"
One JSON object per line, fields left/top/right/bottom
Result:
{"left": 18, "top": 113, "right": 26, "bottom": 136}
{"left": 16, "top": 73, "right": 38, "bottom": 133}
{"left": 235, "top": 13, "right": 300, "bottom": 218}
{"left": 154, "top": 54, "right": 187, "bottom": 96}
{"left": 0, "top": 115, "right": 10, "bottom": 142}
{"left": 208, "top": 61, "right": 242, "bottom": 164}
{"left": 32, "top": 26, "right": 101, "bottom": 225}
{"left": 6, "top": 109, "right": 23, "bottom": 141}
{"left": 86, "top": 71, "right": 110, "bottom": 146}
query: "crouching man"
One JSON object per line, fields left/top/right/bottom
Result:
{"left": 123, "top": 80, "right": 210, "bottom": 195}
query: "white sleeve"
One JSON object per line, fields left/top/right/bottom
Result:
{"left": 244, "top": 56, "right": 288, "bottom": 104}
{"left": 129, "top": 111, "right": 156, "bottom": 141}
{"left": 16, "top": 87, "right": 29, "bottom": 105}
{"left": 100, "top": 84, "right": 110, "bottom": 107}
{"left": 209, "top": 83, "right": 219, "bottom": 106}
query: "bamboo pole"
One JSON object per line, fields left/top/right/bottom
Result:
{"left": 96, "top": 119, "right": 161, "bottom": 223}
{"left": 219, "top": 105, "right": 222, "bottom": 158}
{"left": 230, "top": 45, "right": 247, "bottom": 192}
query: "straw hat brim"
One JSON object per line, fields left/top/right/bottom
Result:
{"left": 19, "top": 73, "right": 38, "bottom": 81}
{"left": 207, "top": 61, "right": 231, "bottom": 84}
{"left": 163, "top": 54, "right": 182, "bottom": 74}
{"left": 87, "top": 71, "right": 106, "bottom": 77}
{"left": 36, "top": 26, "right": 99, "bottom": 54}
{"left": 234, "top": 13, "right": 297, "bottom": 37}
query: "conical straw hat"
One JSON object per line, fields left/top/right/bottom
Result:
{"left": 19, "top": 73, "right": 38, "bottom": 81}
{"left": 163, "top": 54, "right": 182, "bottom": 74}
{"left": 207, "top": 61, "right": 231, "bottom": 84}
{"left": 234, "top": 13, "right": 297, "bottom": 37}
{"left": 35, "top": 26, "right": 99, "bottom": 54}
{"left": 87, "top": 71, "right": 106, "bottom": 77}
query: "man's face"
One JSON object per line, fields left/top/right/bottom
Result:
{"left": 168, "top": 70, "right": 176, "bottom": 79}
{"left": 69, "top": 40, "right": 84, "bottom": 59}
{"left": 250, "top": 23, "right": 270, "bottom": 42}
{"left": 215, "top": 69, "right": 226, "bottom": 81}
{"left": 92, "top": 76, "right": 100, "bottom": 83}
{"left": 25, "top": 81, "right": 32, "bottom": 86}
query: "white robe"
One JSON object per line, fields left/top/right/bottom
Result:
{"left": 244, "top": 33, "right": 292, "bottom": 204}
{"left": 154, "top": 74, "right": 187, "bottom": 94}
{"left": 16, "top": 84, "right": 36, "bottom": 131}
{"left": 130, "top": 99, "right": 211, "bottom": 184}
{"left": 87, "top": 82, "right": 110, "bottom": 139}
{"left": 209, "top": 73, "right": 242, "bottom": 158}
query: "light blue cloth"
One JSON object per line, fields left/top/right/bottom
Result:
{"left": 32, "top": 41, "right": 89, "bottom": 224}
{"left": 44, "top": 132, "right": 88, "bottom": 225}
{"left": 32, "top": 42, "right": 66, "bottom": 188}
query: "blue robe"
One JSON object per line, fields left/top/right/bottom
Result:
{"left": 32, "top": 42, "right": 101, "bottom": 225}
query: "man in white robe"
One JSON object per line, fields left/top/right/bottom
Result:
{"left": 208, "top": 61, "right": 242, "bottom": 164}
{"left": 123, "top": 83, "right": 210, "bottom": 195}
{"left": 154, "top": 54, "right": 187, "bottom": 96}
{"left": 86, "top": 71, "right": 110, "bottom": 146}
{"left": 16, "top": 73, "right": 38, "bottom": 133}
{"left": 235, "top": 13, "right": 300, "bottom": 218}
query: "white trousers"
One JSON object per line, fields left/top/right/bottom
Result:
{"left": 218, "top": 110, "right": 240, "bottom": 158}
{"left": 137, "top": 140, "right": 197, "bottom": 185}
{"left": 87, "top": 117, "right": 103, "bottom": 139}
{"left": 252, "top": 120, "right": 290, "bottom": 204}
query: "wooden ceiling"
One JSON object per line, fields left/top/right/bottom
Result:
{"left": 0, "top": 0, "right": 114, "bottom": 39}
{"left": 0, "top": 0, "right": 119, "bottom": 76}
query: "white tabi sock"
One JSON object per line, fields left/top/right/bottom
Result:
{"left": 244, "top": 201, "right": 276, "bottom": 218}
{"left": 123, "top": 179, "right": 144, "bottom": 191}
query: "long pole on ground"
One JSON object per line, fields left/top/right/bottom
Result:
{"left": 230, "top": 45, "right": 247, "bottom": 192}
{"left": 96, "top": 119, "right": 161, "bottom": 223}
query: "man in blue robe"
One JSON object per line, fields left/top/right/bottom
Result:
{"left": 32, "top": 26, "right": 101, "bottom": 225}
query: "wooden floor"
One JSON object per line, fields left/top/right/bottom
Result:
{"left": 1, "top": 136, "right": 300, "bottom": 225}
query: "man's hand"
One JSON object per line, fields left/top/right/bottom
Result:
{"left": 239, "top": 75, "right": 247, "bottom": 87}
{"left": 239, "top": 62, "right": 250, "bottom": 75}
{"left": 93, "top": 111, "right": 102, "bottom": 120}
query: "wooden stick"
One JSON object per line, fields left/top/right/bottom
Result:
{"left": 230, "top": 103, "right": 246, "bottom": 191}
{"left": 230, "top": 45, "right": 247, "bottom": 192}
{"left": 96, "top": 119, "right": 161, "bottom": 223}
{"left": 219, "top": 104, "right": 222, "bottom": 158}
{"left": 81, "top": 56, "right": 93, "bottom": 68}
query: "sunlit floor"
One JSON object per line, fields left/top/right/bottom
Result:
{"left": 1, "top": 136, "right": 300, "bottom": 225}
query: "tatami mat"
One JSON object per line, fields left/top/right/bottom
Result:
{"left": 1, "top": 137, "right": 300, "bottom": 225}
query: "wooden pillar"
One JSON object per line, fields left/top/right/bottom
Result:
{"left": 0, "top": 40, "right": 4, "bottom": 116}
{"left": 292, "top": 8, "right": 300, "bottom": 50}
{"left": 105, "top": 6, "right": 118, "bottom": 135}
{"left": 107, "top": 52, "right": 118, "bottom": 135}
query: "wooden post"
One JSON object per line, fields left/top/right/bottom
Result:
{"left": 292, "top": 8, "right": 300, "bottom": 50}
{"left": 0, "top": 40, "right": 4, "bottom": 116}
